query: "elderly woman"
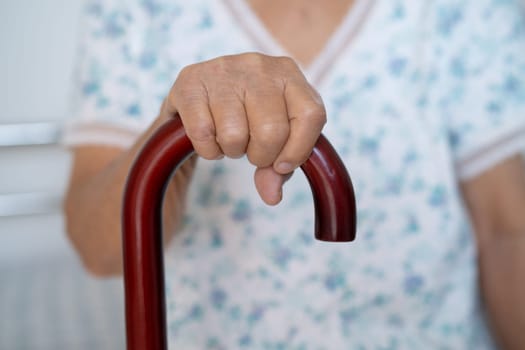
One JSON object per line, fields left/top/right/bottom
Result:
{"left": 63, "top": 0, "right": 525, "bottom": 348}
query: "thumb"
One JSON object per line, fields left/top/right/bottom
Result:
{"left": 254, "top": 166, "right": 293, "bottom": 206}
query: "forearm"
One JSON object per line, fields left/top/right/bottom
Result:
{"left": 478, "top": 233, "right": 525, "bottom": 350}
{"left": 65, "top": 149, "right": 138, "bottom": 276}
{"left": 64, "top": 115, "right": 195, "bottom": 276}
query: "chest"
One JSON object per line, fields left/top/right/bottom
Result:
{"left": 246, "top": 0, "right": 356, "bottom": 66}
{"left": 147, "top": 0, "right": 455, "bottom": 186}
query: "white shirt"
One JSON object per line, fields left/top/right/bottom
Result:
{"left": 64, "top": 0, "right": 525, "bottom": 348}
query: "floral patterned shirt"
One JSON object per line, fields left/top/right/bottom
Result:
{"left": 64, "top": 0, "right": 525, "bottom": 348}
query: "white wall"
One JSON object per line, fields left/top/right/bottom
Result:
{"left": 0, "top": 0, "right": 82, "bottom": 123}
{"left": 0, "top": 0, "right": 83, "bottom": 262}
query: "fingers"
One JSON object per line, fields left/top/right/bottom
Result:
{"left": 274, "top": 79, "right": 326, "bottom": 174}
{"left": 208, "top": 85, "right": 249, "bottom": 158}
{"left": 169, "top": 67, "right": 222, "bottom": 160}
{"left": 167, "top": 53, "right": 326, "bottom": 182}
{"left": 244, "top": 80, "right": 290, "bottom": 168}
{"left": 254, "top": 166, "right": 293, "bottom": 205}
{"left": 168, "top": 64, "right": 252, "bottom": 160}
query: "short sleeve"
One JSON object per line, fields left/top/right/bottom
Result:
{"left": 62, "top": 0, "right": 164, "bottom": 149}
{"left": 439, "top": 0, "right": 525, "bottom": 180}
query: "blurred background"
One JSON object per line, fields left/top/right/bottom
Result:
{"left": 0, "top": 0, "right": 125, "bottom": 348}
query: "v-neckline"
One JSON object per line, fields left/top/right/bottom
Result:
{"left": 222, "top": 0, "right": 376, "bottom": 85}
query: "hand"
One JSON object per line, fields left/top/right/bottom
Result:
{"left": 161, "top": 53, "right": 326, "bottom": 205}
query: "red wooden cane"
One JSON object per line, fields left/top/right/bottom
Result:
{"left": 122, "top": 115, "right": 356, "bottom": 349}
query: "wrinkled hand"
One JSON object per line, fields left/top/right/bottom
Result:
{"left": 161, "top": 53, "right": 326, "bottom": 205}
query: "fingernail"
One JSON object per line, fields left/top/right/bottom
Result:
{"left": 276, "top": 162, "right": 293, "bottom": 174}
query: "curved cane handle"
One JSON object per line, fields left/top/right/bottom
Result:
{"left": 122, "top": 116, "right": 356, "bottom": 349}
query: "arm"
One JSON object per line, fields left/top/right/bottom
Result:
{"left": 64, "top": 114, "right": 197, "bottom": 277}
{"left": 461, "top": 155, "right": 525, "bottom": 350}
{"left": 64, "top": 53, "right": 326, "bottom": 277}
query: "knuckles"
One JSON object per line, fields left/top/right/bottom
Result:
{"left": 247, "top": 123, "right": 290, "bottom": 167}
{"left": 208, "top": 53, "right": 300, "bottom": 81}
{"left": 175, "top": 53, "right": 303, "bottom": 96}
{"left": 299, "top": 102, "right": 327, "bottom": 127}
{"left": 250, "top": 122, "right": 290, "bottom": 146}
{"left": 274, "top": 55, "right": 300, "bottom": 71}
{"left": 173, "top": 53, "right": 324, "bottom": 163}
{"left": 175, "top": 63, "right": 199, "bottom": 85}
{"left": 186, "top": 122, "right": 216, "bottom": 144}
{"left": 216, "top": 126, "right": 249, "bottom": 156}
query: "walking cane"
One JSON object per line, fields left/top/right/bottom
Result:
{"left": 121, "top": 115, "right": 357, "bottom": 349}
